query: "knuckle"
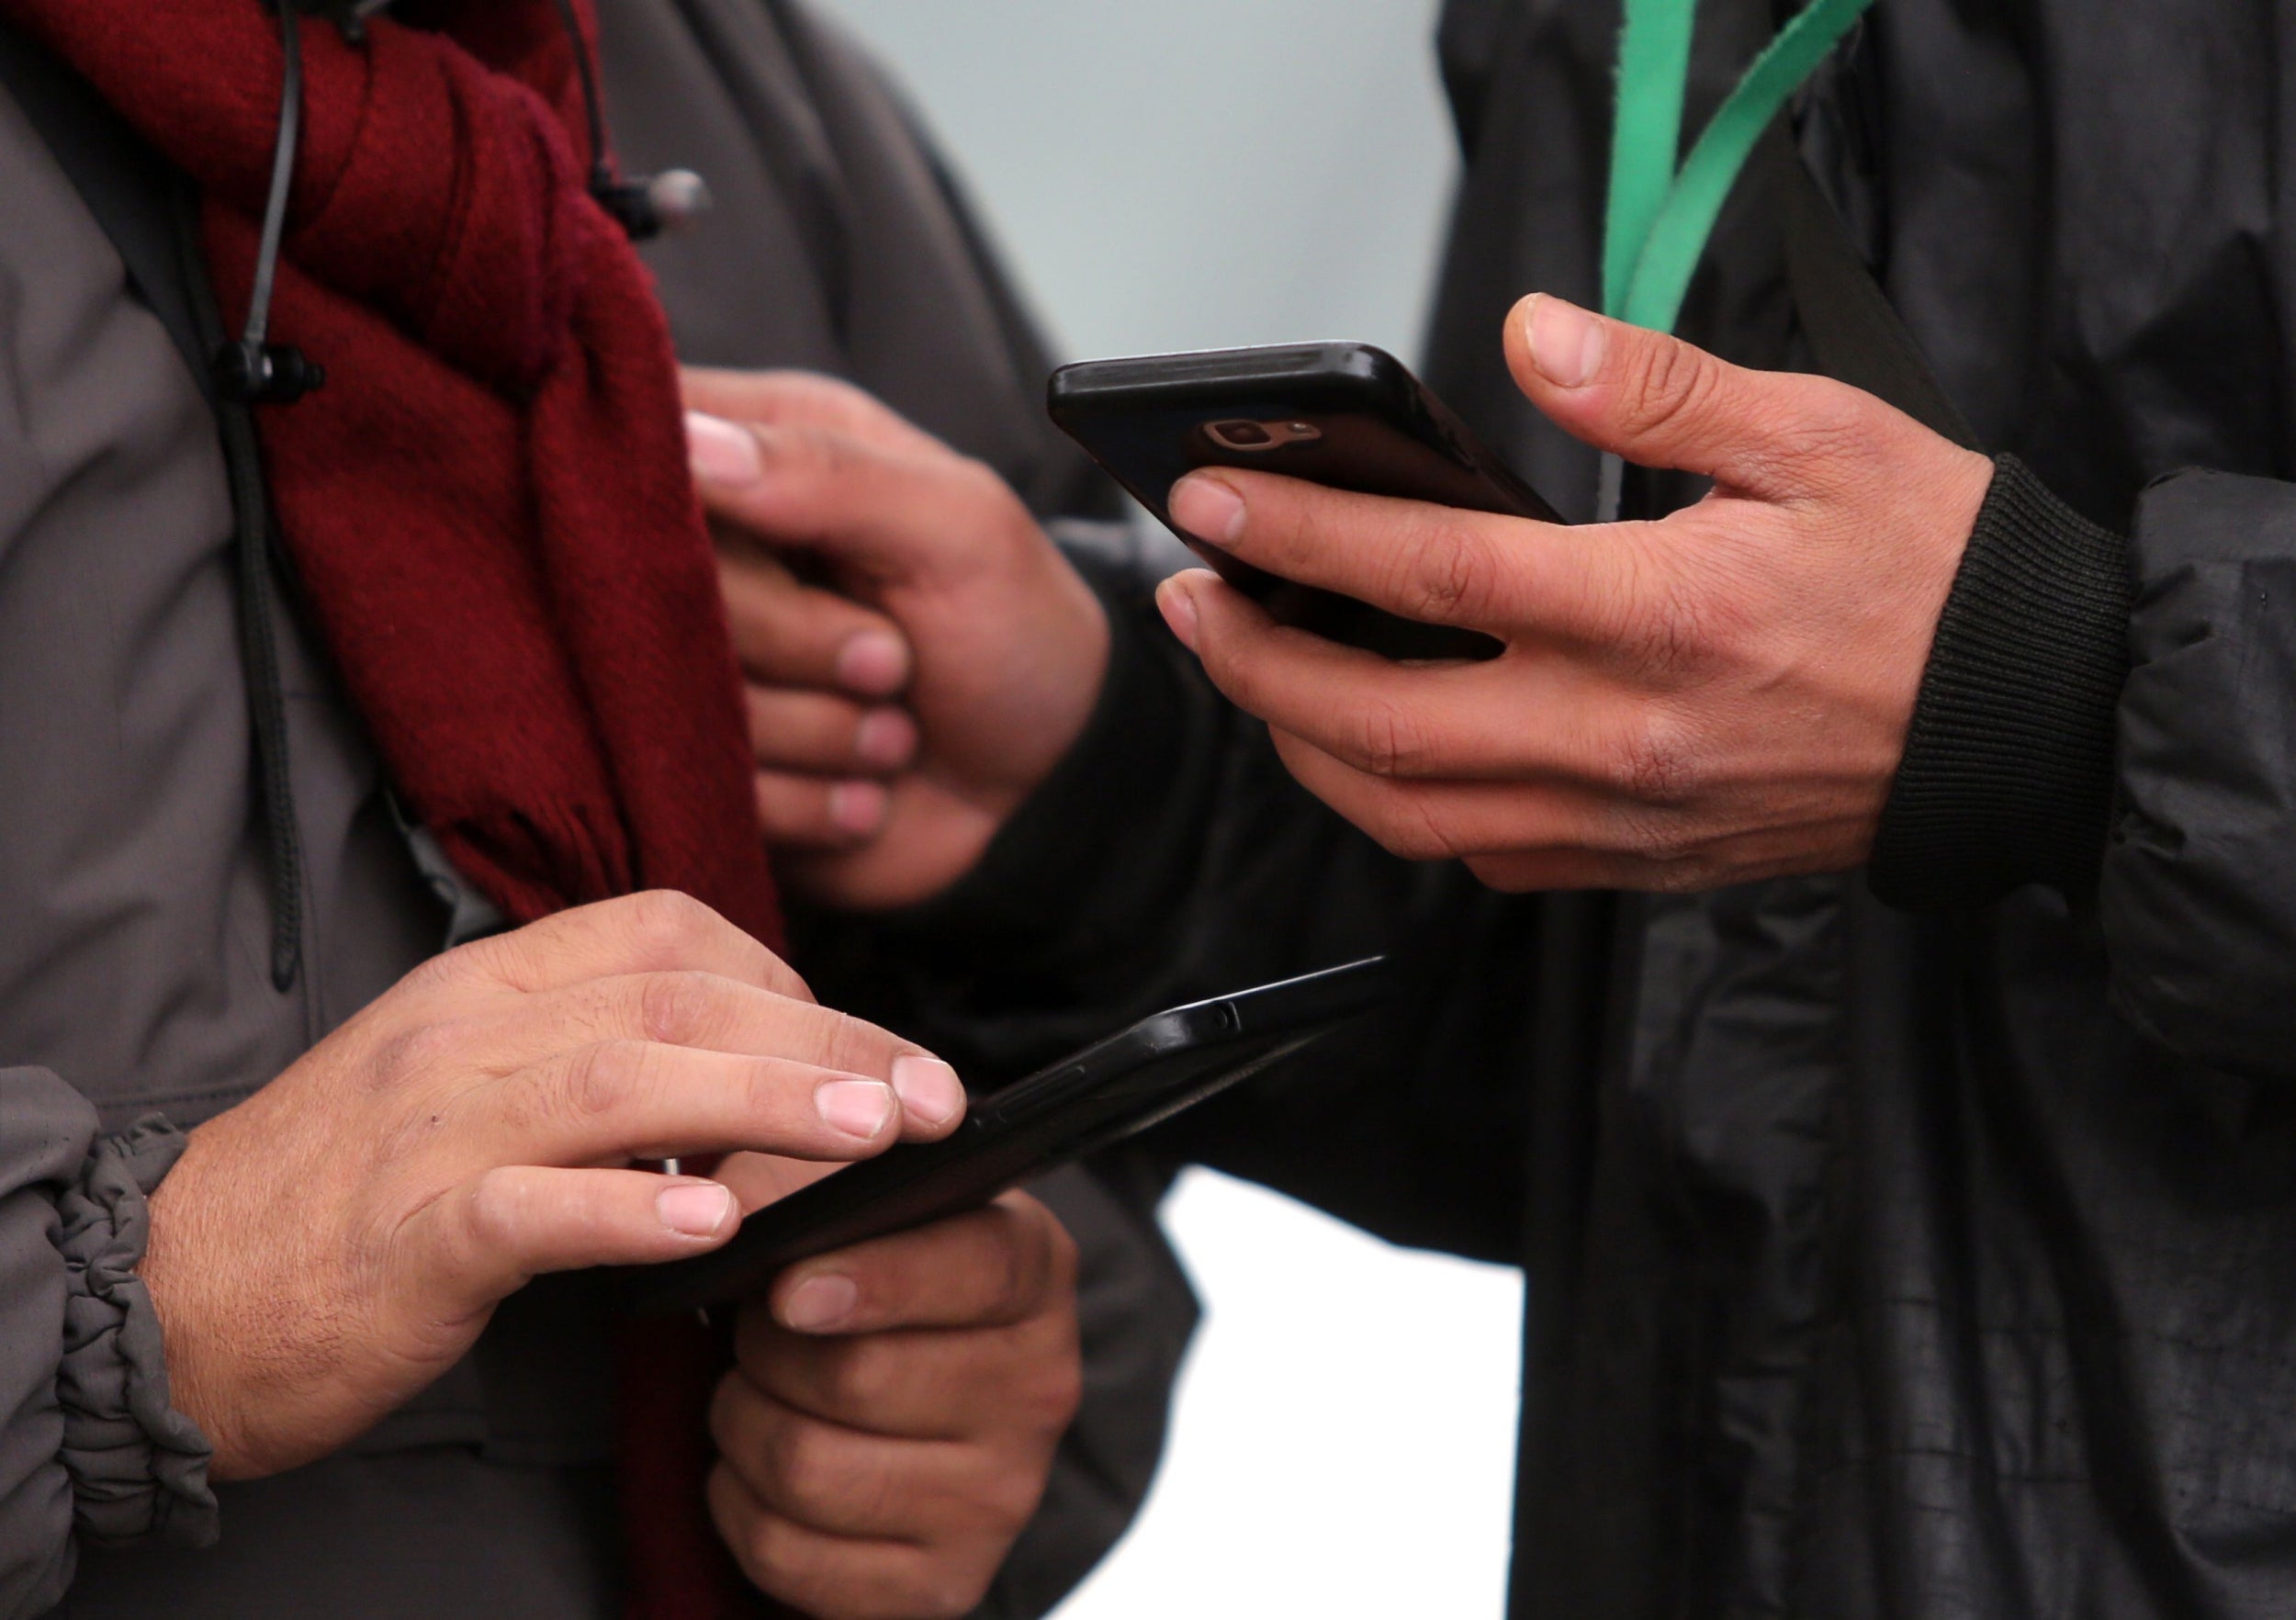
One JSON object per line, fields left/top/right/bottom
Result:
{"left": 365, "top": 1018, "right": 467, "bottom": 1094}
{"left": 1369, "top": 793, "right": 1469, "bottom": 863}
{"left": 991, "top": 1223, "right": 1049, "bottom": 1318}
{"left": 636, "top": 969, "right": 724, "bottom": 1048}
{"left": 1610, "top": 712, "right": 1704, "bottom": 809}
{"left": 1346, "top": 698, "right": 1435, "bottom": 779}
{"left": 1395, "top": 522, "right": 1501, "bottom": 625}
{"left": 1043, "top": 1214, "right": 1080, "bottom": 1295}
{"left": 456, "top": 1167, "right": 524, "bottom": 1254}
{"left": 788, "top": 423, "right": 859, "bottom": 482}
{"left": 737, "top": 1514, "right": 808, "bottom": 1595}
{"left": 779, "top": 1423, "right": 893, "bottom": 1522}
{"left": 1020, "top": 1343, "right": 1086, "bottom": 1434}
{"left": 917, "top": 1569, "right": 996, "bottom": 1620}
{"left": 1619, "top": 337, "right": 1727, "bottom": 441}
{"left": 615, "top": 889, "right": 724, "bottom": 963}
{"left": 816, "top": 1339, "right": 897, "bottom": 1414}
{"left": 559, "top": 1040, "right": 652, "bottom": 1120}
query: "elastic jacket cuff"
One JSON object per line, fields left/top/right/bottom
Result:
{"left": 53, "top": 1116, "right": 218, "bottom": 1547}
{"left": 1870, "top": 456, "right": 2132, "bottom": 910}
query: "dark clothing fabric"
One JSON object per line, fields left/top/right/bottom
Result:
{"left": 0, "top": 2, "right": 1186, "bottom": 1615}
{"left": 841, "top": 2, "right": 2296, "bottom": 1615}
{"left": 1871, "top": 456, "right": 2133, "bottom": 910}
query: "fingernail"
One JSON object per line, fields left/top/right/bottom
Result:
{"left": 658, "top": 1181, "right": 734, "bottom": 1238}
{"left": 891, "top": 1054, "right": 965, "bottom": 1127}
{"left": 782, "top": 1273, "right": 860, "bottom": 1333}
{"left": 685, "top": 411, "right": 762, "bottom": 486}
{"left": 1169, "top": 474, "right": 1246, "bottom": 546}
{"left": 834, "top": 632, "right": 909, "bottom": 697}
{"left": 1525, "top": 294, "right": 1606, "bottom": 388}
{"left": 827, "top": 780, "right": 888, "bottom": 835}
{"left": 1156, "top": 578, "right": 1201, "bottom": 652}
{"left": 853, "top": 707, "right": 917, "bottom": 770}
{"left": 817, "top": 1078, "right": 896, "bottom": 1139}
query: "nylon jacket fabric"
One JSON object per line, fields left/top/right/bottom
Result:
{"left": 842, "top": 2, "right": 2296, "bottom": 1614}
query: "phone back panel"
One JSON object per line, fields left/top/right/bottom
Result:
{"left": 1049, "top": 343, "right": 1558, "bottom": 658}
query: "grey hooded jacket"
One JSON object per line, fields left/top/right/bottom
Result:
{"left": 0, "top": 3, "right": 1189, "bottom": 1615}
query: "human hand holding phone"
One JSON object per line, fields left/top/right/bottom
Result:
{"left": 683, "top": 369, "right": 1110, "bottom": 911}
{"left": 1154, "top": 294, "right": 1995, "bottom": 894}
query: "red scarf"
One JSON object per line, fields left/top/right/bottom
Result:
{"left": 0, "top": 1, "right": 775, "bottom": 1613}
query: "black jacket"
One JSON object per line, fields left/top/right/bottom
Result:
{"left": 822, "top": 1, "right": 2296, "bottom": 1614}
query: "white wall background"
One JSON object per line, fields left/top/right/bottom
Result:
{"left": 809, "top": 5, "right": 1525, "bottom": 1616}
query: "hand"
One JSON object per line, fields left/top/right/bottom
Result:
{"left": 137, "top": 891, "right": 967, "bottom": 1480}
{"left": 683, "top": 369, "right": 1110, "bottom": 911}
{"left": 1154, "top": 293, "right": 1997, "bottom": 893}
{"left": 704, "top": 1185, "right": 1082, "bottom": 1620}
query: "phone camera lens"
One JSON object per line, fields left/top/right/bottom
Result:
{"left": 1212, "top": 420, "right": 1273, "bottom": 447}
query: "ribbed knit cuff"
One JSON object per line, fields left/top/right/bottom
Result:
{"left": 53, "top": 1116, "right": 218, "bottom": 1548}
{"left": 1870, "top": 456, "right": 2132, "bottom": 911}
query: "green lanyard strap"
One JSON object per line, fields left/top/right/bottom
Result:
{"left": 1604, "top": 0, "right": 1877, "bottom": 336}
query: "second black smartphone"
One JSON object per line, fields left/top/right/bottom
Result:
{"left": 1048, "top": 342, "right": 1561, "bottom": 661}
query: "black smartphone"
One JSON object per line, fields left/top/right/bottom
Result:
{"left": 1048, "top": 342, "right": 1560, "bottom": 661}
{"left": 621, "top": 958, "right": 1393, "bottom": 1316}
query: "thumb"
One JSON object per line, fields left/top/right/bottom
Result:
{"left": 1503, "top": 293, "right": 1855, "bottom": 498}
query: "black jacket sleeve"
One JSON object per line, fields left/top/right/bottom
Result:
{"left": 1870, "top": 456, "right": 2296, "bottom": 1083}
{"left": 2097, "top": 469, "right": 2296, "bottom": 1081}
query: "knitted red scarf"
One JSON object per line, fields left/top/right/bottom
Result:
{"left": 0, "top": 1, "right": 774, "bottom": 1614}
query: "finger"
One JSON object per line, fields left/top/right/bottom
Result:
{"left": 709, "top": 1468, "right": 1005, "bottom": 1620}
{"left": 687, "top": 414, "right": 1020, "bottom": 588}
{"left": 745, "top": 687, "right": 917, "bottom": 776}
{"left": 474, "top": 1044, "right": 911, "bottom": 1165}
{"left": 412, "top": 1165, "right": 737, "bottom": 1315}
{"left": 762, "top": 1193, "right": 1075, "bottom": 1337}
{"left": 717, "top": 546, "right": 912, "bottom": 698}
{"left": 754, "top": 771, "right": 892, "bottom": 847}
{"left": 714, "top": 1151, "right": 839, "bottom": 1217}
{"left": 1504, "top": 292, "right": 1873, "bottom": 499}
{"left": 467, "top": 973, "right": 967, "bottom": 1138}
{"left": 1165, "top": 467, "right": 1642, "bottom": 642}
{"left": 682, "top": 369, "right": 944, "bottom": 458}
{"left": 736, "top": 1314, "right": 1081, "bottom": 1441}
{"left": 1266, "top": 726, "right": 1684, "bottom": 870}
{"left": 444, "top": 891, "right": 809, "bottom": 1002}
{"left": 1157, "top": 570, "right": 1643, "bottom": 783}
{"left": 711, "top": 1383, "right": 1041, "bottom": 1545}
